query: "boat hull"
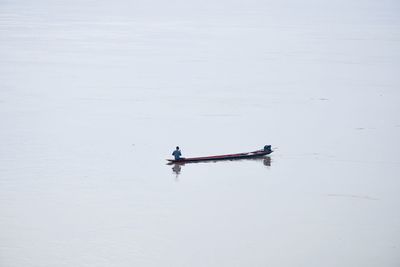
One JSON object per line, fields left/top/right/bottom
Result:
{"left": 167, "top": 150, "right": 272, "bottom": 164}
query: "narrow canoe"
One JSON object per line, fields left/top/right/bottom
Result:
{"left": 167, "top": 149, "right": 272, "bottom": 164}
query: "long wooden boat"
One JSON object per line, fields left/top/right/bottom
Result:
{"left": 167, "top": 146, "right": 273, "bottom": 164}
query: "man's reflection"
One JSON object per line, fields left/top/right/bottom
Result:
{"left": 172, "top": 163, "right": 182, "bottom": 178}
{"left": 263, "top": 156, "right": 271, "bottom": 166}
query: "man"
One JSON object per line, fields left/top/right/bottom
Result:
{"left": 172, "top": 146, "right": 182, "bottom": 160}
{"left": 264, "top": 145, "right": 272, "bottom": 152}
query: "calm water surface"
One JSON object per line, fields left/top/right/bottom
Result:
{"left": 0, "top": 0, "right": 399, "bottom": 266}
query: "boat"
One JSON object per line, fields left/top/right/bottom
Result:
{"left": 167, "top": 145, "right": 273, "bottom": 164}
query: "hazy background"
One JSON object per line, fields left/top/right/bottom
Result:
{"left": 1, "top": 0, "right": 399, "bottom": 266}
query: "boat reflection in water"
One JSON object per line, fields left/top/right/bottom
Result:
{"left": 170, "top": 156, "right": 272, "bottom": 178}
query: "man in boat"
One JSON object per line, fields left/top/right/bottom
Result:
{"left": 172, "top": 146, "right": 182, "bottom": 160}
{"left": 264, "top": 145, "right": 272, "bottom": 153}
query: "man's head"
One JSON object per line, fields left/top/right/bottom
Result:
{"left": 176, "top": 146, "right": 179, "bottom": 150}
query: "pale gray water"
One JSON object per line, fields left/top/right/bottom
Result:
{"left": 1, "top": 0, "right": 400, "bottom": 266}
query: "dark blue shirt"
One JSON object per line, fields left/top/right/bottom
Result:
{"left": 172, "top": 149, "right": 182, "bottom": 160}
